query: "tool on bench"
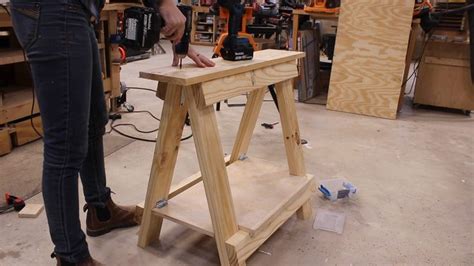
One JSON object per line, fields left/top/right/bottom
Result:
{"left": 414, "top": 0, "right": 433, "bottom": 17}
{"left": 5, "top": 193, "right": 25, "bottom": 212}
{"left": 304, "top": 0, "right": 340, "bottom": 14}
{"left": 213, "top": 0, "right": 256, "bottom": 61}
{"left": 174, "top": 5, "right": 193, "bottom": 69}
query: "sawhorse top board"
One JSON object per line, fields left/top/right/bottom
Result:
{"left": 137, "top": 49, "right": 315, "bottom": 266}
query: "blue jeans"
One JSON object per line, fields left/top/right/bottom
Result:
{"left": 10, "top": 0, "right": 110, "bottom": 262}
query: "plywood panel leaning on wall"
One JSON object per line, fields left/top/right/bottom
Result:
{"left": 327, "top": 0, "right": 415, "bottom": 119}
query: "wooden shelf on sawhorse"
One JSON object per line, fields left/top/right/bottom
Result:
{"left": 137, "top": 49, "right": 315, "bottom": 266}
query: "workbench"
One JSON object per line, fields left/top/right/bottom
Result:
{"left": 291, "top": 9, "right": 339, "bottom": 51}
{"left": 137, "top": 49, "right": 315, "bottom": 266}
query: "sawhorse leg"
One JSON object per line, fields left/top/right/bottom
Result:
{"left": 230, "top": 87, "right": 267, "bottom": 163}
{"left": 275, "top": 79, "right": 312, "bottom": 220}
{"left": 138, "top": 84, "right": 188, "bottom": 247}
{"left": 185, "top": 86, "right": 239, "bottom": 266}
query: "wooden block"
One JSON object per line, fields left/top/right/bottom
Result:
{"left": 110, "top": 63, "right": 121, "bottom": 98}
{"left": 135, "top": 201, "right": 144, "bottom": 225}
{"left": 296, "top": 200, "right": 312, "bottom": 220}
{"left": 199, "top": 61, "right": 299, "bottom": 108}
{"left": 0, "top": 127, "right": 12, "bottom": 156}
{"left": 327, "top": 0, "right": 415, "bottom": 119}
{"left": 140, "top": 50, "right": 305, "bottom": 86}
{"left": 13, "top": 116, "right": 43, "bottom": 146}
{"left": 18, "top": 204, "right": 44, "bottom": 218}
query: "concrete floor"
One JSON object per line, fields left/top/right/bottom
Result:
{"left": 0, "top": 43, "right": 473, "bottom": 265}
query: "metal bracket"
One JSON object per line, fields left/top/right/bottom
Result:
{"left": 238, "top": 154, "right": 248, "bottom": 161}
{"left": 155, "top": 199, "right": 168, "bottom": 209}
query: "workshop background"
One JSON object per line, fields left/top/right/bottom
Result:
{"left": 0, "top": 0, "right": 473, "bottom": 265}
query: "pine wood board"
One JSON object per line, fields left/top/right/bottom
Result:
{"left": 0, "top": 127, "right": 12, "bottom": 156}
{"left": 12, "top": 116, "right": 42, "bottom": 146}
{"left": 140, "top": 50, "right": 305, "bottom": 86}
{"left": 137, "top": 85, "right": 188, "bottom": 247}
{"left": 152, "top": 157, "right": 314, "bottom": 237}
{"left": 18, "top": 203, "right": 44, "bottom": 218}
{"left": 0, "top": 50, "right": 25, "bottom": 66}
{"left": 0, "top": 86, "right": 40, "bottom": 125}
{"left": 0, "top": 9, "right": 11, "bottom": 27}
{"left": 327, "top": 0, "right": 415, "bottom": 119}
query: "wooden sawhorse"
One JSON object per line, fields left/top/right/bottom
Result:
{"left": 137, "top": 50, "right": 315, "bottom": 266}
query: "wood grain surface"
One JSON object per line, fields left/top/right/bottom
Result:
{"left": 140, "top": 50, "right": 304, "bottom": 86}
{"left": 199, "top": 61, "right": 298, "bottom": 107}
{"left": 0, "top": 50, "right": 25, "bottom": 66}
{"left": 152, "top": 157, "right": 313, "bottom": 236}
{"left": 327, "top": 0, "right": 415, "bottom": 119}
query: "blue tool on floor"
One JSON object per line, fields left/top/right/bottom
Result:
{"left": 319, "top": 178, "right": 357, "bottom": 201}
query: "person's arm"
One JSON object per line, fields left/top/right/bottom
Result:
{"left": 144, "top": 0, "right": 215, "bottom": 67}
{"left": 172, "top": 45, "right": 215, "bottom": 68}
{"left": 144, "top": 0, "right": 186, "bottom": 42}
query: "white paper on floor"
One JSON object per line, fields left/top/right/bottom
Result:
{"left": 313, "top": 209, "right": 346, "bottom": 234}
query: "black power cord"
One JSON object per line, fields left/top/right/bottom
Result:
{"left": 109, "top": 87, "right": 193, "bottom": 142}
{"left": 403, "top": 30, "right": 435, "bottom": 95}
{"left": 0, "top": 3, "right": 43, "bottom": 138}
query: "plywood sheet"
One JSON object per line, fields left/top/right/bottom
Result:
{"left": 327, "top": 0, "right": 415, "bottom": 119}
{"left": 152, "top": 157, "right": 313, "bottom": 237}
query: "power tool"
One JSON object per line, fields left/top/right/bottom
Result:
{"left": 121, "top": 7, "right": 163, "bottom": 53}
{"left": 5, "top": 193, "right": 25, "bottom": 211}
{"left": 119, "top": 5, "right": 191, "bottom": 68}
{"left": 174, "top": 5, "right": 193, "bottom": 69}
{"left": 414, "top": 0, "right": 433, "bottom": 17}
{"left": 304, "top": 0, "right": 340, "bottom": 14}
{"left": 213, "top": 0, "right": 256, "bottom": 61}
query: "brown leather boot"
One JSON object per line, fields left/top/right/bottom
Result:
{"left": 84, "top": 197, "right": 137, "bottom": 237}
{"left": 52, "top": 253, "right": 103, "bottom": 266}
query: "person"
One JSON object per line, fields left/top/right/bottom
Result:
{"left": 9, "top": 0, "right": 215, "bottom": 265}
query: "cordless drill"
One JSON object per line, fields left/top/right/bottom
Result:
{"left": 120, "top": 5, "right": 192, "bottom": 68}
{"left": 174, "top": 5, "right": 193, "bottom": 69}
{"left": 218, "top": 0, "right": 254, "bottom": 61}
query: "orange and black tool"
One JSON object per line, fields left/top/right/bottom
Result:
{"left": 414, "top": 0, "right": 433, "bottom": 17}
{"left": 304, "top": 0, "right": 340, "bottom": 14}
{"left": 5, "top": 193, "right": 25, "bottom": 211}
{"left": 213, "top": 0, "right": 257, "bottom": 60}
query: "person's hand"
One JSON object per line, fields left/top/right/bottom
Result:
{"left": 159, "top": 0, "right": 186, "bottom": 42}
{"left": 172, "top": 46, "right": 216, "bottom": 68}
